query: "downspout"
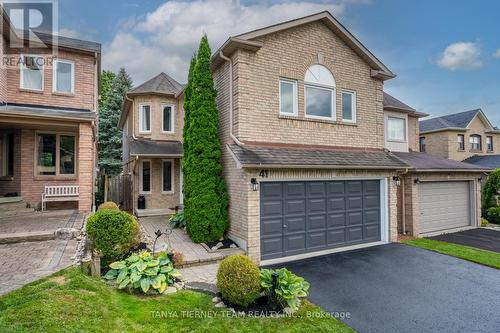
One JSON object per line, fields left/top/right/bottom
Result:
{"left": 219, "top": 51, "right": 244, "bottom": 146}
{"left": 399, "top": 168, "right": 409, "bottom": 235}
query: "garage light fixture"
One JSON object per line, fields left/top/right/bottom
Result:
{"left": 414, "top": 178, "right": 421, "bottom": 184}
{"left": 392, "top": 176, "right": 401, "bottom": 187}
{"left": 251, "top": 178, "right": 259, "bottom": 191}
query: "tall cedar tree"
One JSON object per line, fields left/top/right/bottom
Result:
{"left": 182, "top": 55, "right": 196, "bottom": 209}
{"left": 184, "top": 36, "right": 229, "bottom": 243}
{"left": 98, "top": 68, "right": 132, "bottom": 175}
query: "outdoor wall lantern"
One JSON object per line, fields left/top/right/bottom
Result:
{"left": 392, "top": 176, "right": 401, "bottom": 187}
{"left": 251, "top": 178, "right": 259, "bottom": 191}
{"left": 414, "top": 178, "right": 421, "bottom": 184}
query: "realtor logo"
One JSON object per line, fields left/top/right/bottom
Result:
{"left": 1, "top": 0, "right": 58, "bottom": 49}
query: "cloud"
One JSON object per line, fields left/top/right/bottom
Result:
{"left": 437, "top": 42, "right": 482, "bottom": 71}
{"left": 494, "top": 49, "right": 500, "bottom": 58}
{"left": 103, "top": 0, "right": 364, "bottom": 85}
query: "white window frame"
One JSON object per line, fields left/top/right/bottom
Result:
{"left": 341, "top": 89, "right": 356, "bottom": 123}
{"left": 486, "top": 136, "right": 493, "bottom": 152}
{"left": 279, "top": 79, "right": 298, "bottom": 116}
{"left": 139, "top": 159, "right": 152, "bottom": 194}
{"left": 161, "top": 159, "right": 175, "bottom": 194}
{"left": 139, "top": 103, "right": 152, "bottom": 134}
{"left": 52, "top": 59, "right": 75, "bottom": 93}
{"left": 304, "top": 83, "right": 336, "bottom": 121}
{"left": 20, "top": 54, "right": 44, "bottom": 91}
{"left": 387, "top": 116, "right": 406, "bottom": 142}
{"left": 161, "top": 104, "right": 175, "bottom": 134}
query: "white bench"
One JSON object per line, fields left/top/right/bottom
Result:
{"left": 42, "top": 185, "right": 80, "bottom": 211}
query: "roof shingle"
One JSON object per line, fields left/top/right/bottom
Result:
{"left": 129, "top": 72, "right": 183, "bottom": 96}
{"left": 393, "top": 151, "right": 490, "bottom": 172}
{"left": 130, "top": 139, "right": 183, "bottom": 156}
{"left": 462, "top": 155, "right": 500, "bottom": 170}
{"left": 383, "top": 92, "right": 415, "bottom": 112}
{"left": 419, "top": 109, "right": 482, "bottom": 133}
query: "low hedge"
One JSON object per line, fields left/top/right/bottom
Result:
{"left": 487, "top": 207, "right": 500, "bottom": 224}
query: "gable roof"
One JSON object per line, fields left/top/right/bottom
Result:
{"left": 383, "top": 92, "right": 415, "bottom": 112}
{"left": 128, "top": 72, "right": 183, "bottom": 96}
{"left": 463, "top": 155, "right": 500, "bottom": 170}
{"left": 419, "top": 109, "right": 496, "bottom": 134}
{"left": 212, "top": 11, "right": 395, "bottom": 80}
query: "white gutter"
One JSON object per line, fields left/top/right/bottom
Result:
{"left": 219, "top": 51, "right": 244, "bottom": 146}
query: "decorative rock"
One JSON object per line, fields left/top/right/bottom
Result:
{"left": 214, "top": 301, "right": 226, "bottom": 308}
{"left": 215, "top": 242, "right": 223, "bottom": 249}
{"left": 211, "top": 246, "right": 218, "bottom": 251}
{"left": 54, "top": 227, "right": 79, "bottom": 240}
{"left": 212, "top": 296, "right": 221, "bottom": 303}
{"left": 229, "top": 244, "right": 237, "bottom": 248}
{"left": 174, "top": 281, "right": 185, "bottom": 290}
{"left": 165, "top": 286, "right": 177, "bottom": 294}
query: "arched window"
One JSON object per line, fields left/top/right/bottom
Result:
{"left": 469, "top": 134, "right": 482, "bottom": 151}
{"left": 304, "top": 64, "right": 336, "bottom": 120}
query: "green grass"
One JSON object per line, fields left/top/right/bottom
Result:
{"left": 403, "top": 238, "right": 500, "bottom": 269}
{"left": 0, "top": 268, "right": 354, "bottom": 333}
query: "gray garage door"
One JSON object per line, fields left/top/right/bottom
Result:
{"left": 260, "top": 180, "right": 382, "bottom": 260}
{"left": 419, "top": 181, "right": 471, "bottom": 234}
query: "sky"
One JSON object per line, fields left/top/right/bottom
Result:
{"left": 56, "top": 0, "right": 500, "bottom": 124}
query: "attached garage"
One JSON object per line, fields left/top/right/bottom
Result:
{"left": 260, "top": 179, "right": 387, "bottom": 261}
{"left": 418, "top": 181, "right": 473, "bottom": 234}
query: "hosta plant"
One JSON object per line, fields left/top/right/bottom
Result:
{"left": 260, "top": 268, "right": 310, "bottom": 312}
{"left": 104, "top": 250, "right": 181, "bottom": 294}
{"left": 169, "top": 211, "right": 185, "bottom": 229}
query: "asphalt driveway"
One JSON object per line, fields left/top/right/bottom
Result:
{"left": 429, "top": 228, "right": 500, "bottom": 253}
{"left": 267, "top": 244, "right": 500, "bottom": 333}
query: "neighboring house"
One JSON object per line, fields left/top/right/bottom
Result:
{"left": 118, "top": 73, "right": 184, "bottom": 216}
{"left": 210, "top": 11, "right": 489, "bottom": 264}
{"left": 0, "top": 9, "right": 101, "bottom": 212}
{"left": 419, "top": 109, "right": 500, "bottom": 169}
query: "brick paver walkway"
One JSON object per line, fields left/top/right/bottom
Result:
{"left": 0, "top": 210, "right": 84, "bottom": 295}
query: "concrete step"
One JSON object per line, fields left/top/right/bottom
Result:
{"left": 0, "top": 231, "right": 54, "bottom": 244}
{"left": 0, "top": 207, "right": 35, "bottom": 217}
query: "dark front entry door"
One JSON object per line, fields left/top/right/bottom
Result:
{"left": 260, "top": 180, "right": 381, "bottom": 260}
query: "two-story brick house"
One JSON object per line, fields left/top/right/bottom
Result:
{"left": 419, "top": 109, "right": 500, "bottom": 169}
{"left": 118, "top": 73, "right": 184, "bottom": 216}
{"left": 210, "top": 12, "right": 489, "bottom": 264}
{"left": 0, "top": 9, "right": 100, "bottom": 212}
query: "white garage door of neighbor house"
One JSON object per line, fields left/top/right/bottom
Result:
{"left": 419, "top": 181, "right": 472, "bottom": 234}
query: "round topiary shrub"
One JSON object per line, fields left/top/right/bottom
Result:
{"left": 86, "top": 210, "right": 136, "bottom": 258}
{"left": 487, "top": 206, "right": 500, "bottom": 224}
{"left": 98, "top": 201, "right": 119, "bottom": 211}
{"left": 216, "top": 254, "right": 261, "bottom": 307}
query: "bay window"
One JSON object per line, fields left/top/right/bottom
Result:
{"left": 20, "top": 55, "right": 44, "bottom": 91}
{"left": 457, "top": 134, "right": 465, "bottom": 151}
{"left": 139, "top": 104, "right": 151, "bottom": 133}
{"left": 162, "top": 104, "right": 174, "bottom": 133}
{"left": 36, "top": 133, "right": 76, "bottom": 176}
{"left": 387, "top": 117, "right": 406, "bottom": 141}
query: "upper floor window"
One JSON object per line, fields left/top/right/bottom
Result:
{"left": 279, "top": 79, "right": 298, "bottom": 116}
{"left": 469, "top": 134, "right": 482, "bottom": 151}
{"left": 341, "top": 90, "right": 356, "bottom": 122}
{"left": 36, "top": 133, "right": 75, "bottom": 176}
{"left": 53, "top": 59, "right": 74, "bottom": 93}
{"left": 387, "top": 116, "right": 406, "bottom": 141}
{"left": 457, "top": 134, "right": 465, "bottom": 151}
{"left": 139, "top": 104, "right": 151, "bottom": 133}
{"left": 487, "top": 136, "right": 494, "bottom": 152}
{"left": 162, "top": 104, "right": 175, "bottom": 133}
{"left": 419, "top": 137, "right": 426, "bottom": 152}
{"left": 20, "top": 55, "right": 44, "bottom": 91}
{"left": 304, "top": 64, "right": 335, "bottom": 120}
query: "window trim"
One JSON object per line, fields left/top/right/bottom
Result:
{"left": 279, "top": 78, "right": 298, "bottom": 116}
{"left": 304, "top": 83, "right": 336, "bottom": 121}
{"left": 139, "top": 159, "right": 152, "bottom": 194}
{"left": 469, "top": 134, "right": 482, "bottom": 152}
{"left": 138, "top": 103, "right": 152, "bottom": 134}
{"left": 341, "top": 89, "right": 357, "bottom": 123}
{"left": 161, "top": 103, "right": 175, "bottom": 134}
{"left": 387, "top": 116, "right": 406, "bottom": 142}
{"left": 52, "top": 59, "right": 75, "bottom": 94}
{"left": 161, "top": 159, "right": 175, "bottom": 194}
{"left": 419, "top": 136, "right": 426, "bottom": 153}
{"left": 486, "top": 136, "right": 494, "bottom": 152}
{"left": 34, "top": 131, "right": 77, "bottom": 178}
{"left": 20, "top": 54, "right": 44, "bottom": 91}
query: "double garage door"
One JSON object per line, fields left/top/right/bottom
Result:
{"left": 418, "top": 181, "right": 472, "bottom": 234}
{"left": 260, "top": 180, "right": 382, "bottom": 261}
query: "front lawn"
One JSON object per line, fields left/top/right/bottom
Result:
{"left": 403, "top": 238, "right": 500, "bottom": 269}
{"left": 0, "top": 268, "right": 353, "bottom": 333}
